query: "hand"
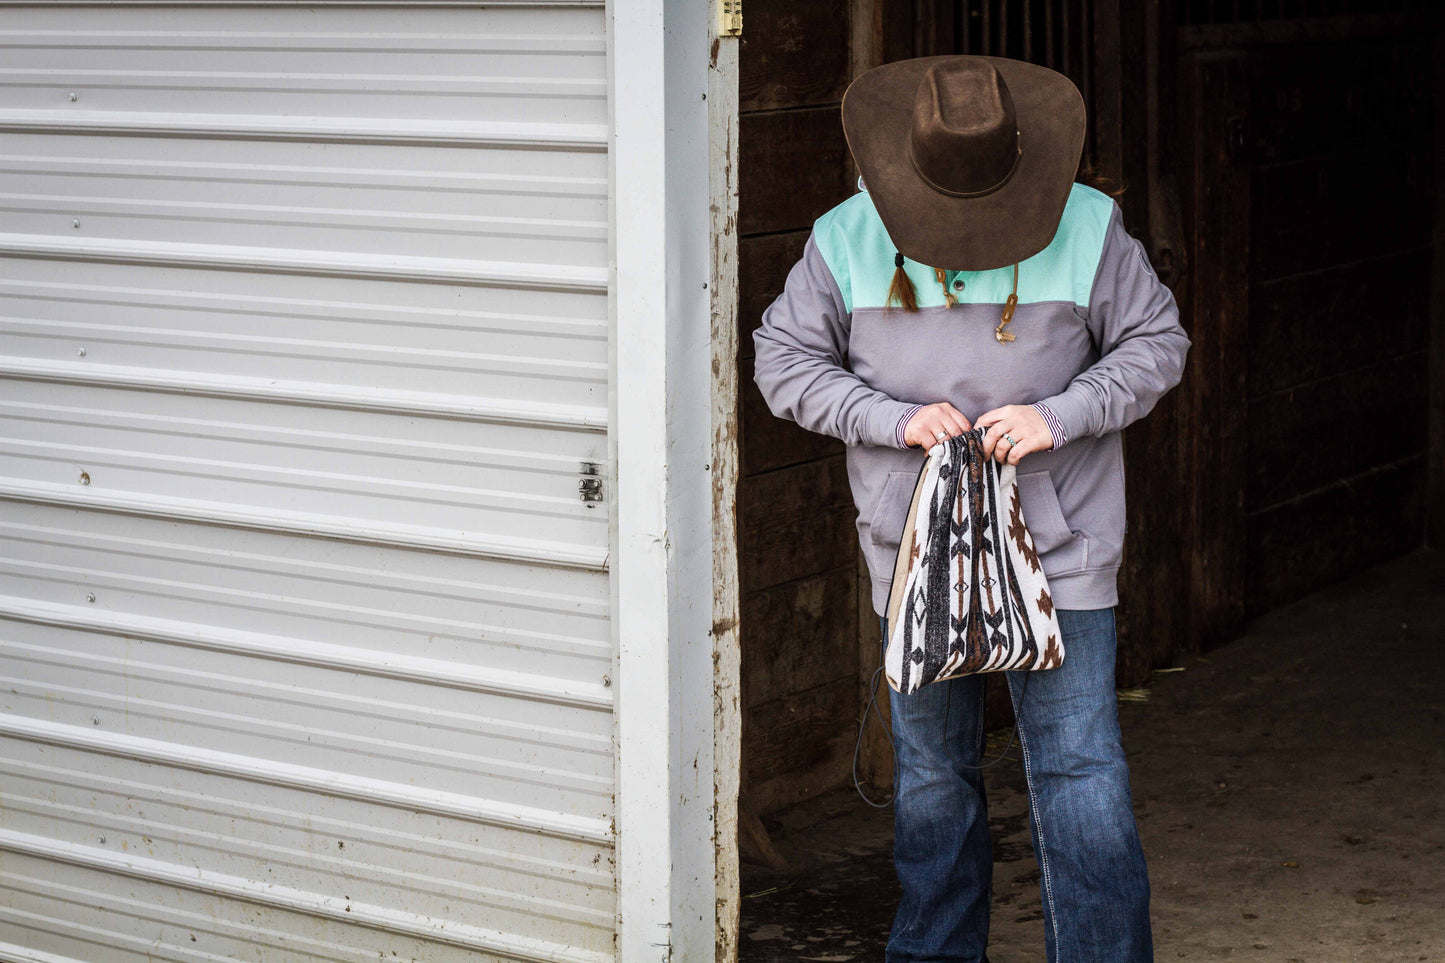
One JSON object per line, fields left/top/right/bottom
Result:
{"left": 903, "top": 402, "right": 972, "bottom": 449}
{"left": 974, "top": 404, "right": 1053, "bottom": 465}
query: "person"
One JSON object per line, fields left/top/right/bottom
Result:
{"left": 750, "top": 55, "right": 1191, "bottom": 963}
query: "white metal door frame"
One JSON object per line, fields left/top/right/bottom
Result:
{"left": 609, "top": 0, "right": 740, "bottom": 957}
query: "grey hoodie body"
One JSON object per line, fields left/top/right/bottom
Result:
{"left": 752, "top": 183, "right": 1191, "bottom": 616}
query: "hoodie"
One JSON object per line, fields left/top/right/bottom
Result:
{"left": 752, "top": 181, "right": 1191, "bottom": 616}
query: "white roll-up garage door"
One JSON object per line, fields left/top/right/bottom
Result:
{"left": 0, "top": 3, "right": 616, "bottom": 960}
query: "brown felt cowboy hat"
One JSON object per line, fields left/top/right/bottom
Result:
{"left": 842, "top": 55, "right": 1086, "bottom": 272}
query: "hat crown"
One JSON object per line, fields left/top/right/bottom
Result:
{"left": 908, "top": 60, "right": 1021, "bottom": 198}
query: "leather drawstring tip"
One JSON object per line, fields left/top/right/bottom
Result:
{"left": 934, "top": 266, "right": 958, "bottom": 308}
{"left": 995, "top": 263, "right": 1020, "bottom": 343}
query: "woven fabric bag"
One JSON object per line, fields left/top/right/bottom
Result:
{"left": 884, "top": 425, "right": 1065, "bottom": 694}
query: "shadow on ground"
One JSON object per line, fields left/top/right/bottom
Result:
{"left": 740, "top": 546, "right": 1445, "bottom": 962}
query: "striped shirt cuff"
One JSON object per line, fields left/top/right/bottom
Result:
{"left": 895, "top": 403, "right": 925, "bottom": 449}
{"left": 1032, "top": 402, "right": 1067, "bottom": 450}
{"left": 897, "top": 403, "right": 1064, "bottom": 450}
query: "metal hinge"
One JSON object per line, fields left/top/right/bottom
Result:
{"left": 719, "top": 0, "right": 742, "bottom": 36}
{"left": 579, "top": 462, "right": 604, "bottom": 506}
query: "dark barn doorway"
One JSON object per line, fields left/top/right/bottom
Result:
{"left": 735, "top": 1, "right": 1445, "bottom": 958}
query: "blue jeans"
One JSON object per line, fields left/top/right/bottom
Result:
{"left": 878, "top": 607, "right": 1153, "bottom": 963}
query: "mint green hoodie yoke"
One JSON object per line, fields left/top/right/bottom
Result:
{"left": 751, "top": 182, "right": 1192, "bottom": 616}
{"left": 813, "top": 183, "right": 1109, "bottom": 313}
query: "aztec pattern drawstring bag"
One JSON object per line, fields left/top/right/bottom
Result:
{"left": 884, "top": 424, "right": 1065, "bottom": 694}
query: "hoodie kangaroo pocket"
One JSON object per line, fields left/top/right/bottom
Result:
{"left": 867, "top": 470, "right": 917, "bottom": 551}
{"left": 1016, "top": 469, "right": 1089, "bottom": 574}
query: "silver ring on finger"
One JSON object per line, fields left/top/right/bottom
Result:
{"left": 935, "top": 430, "right": 948, "bottom": 441}
{"left": 1003, "top": 433, "right": 1018, "bottom": 446}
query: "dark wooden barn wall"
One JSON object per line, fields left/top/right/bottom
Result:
{"left": 736, "top": 1, "right": 906, "bottom": 818}
{"left": 1434, "top": 31, "right": 1445, "bottom": 554}
{"left": 737, "top": 0, "right": 1192, "bottom": 818}
{"left": 909, "top": 4, "right": 1444, "bottom": 660}
{"left": 1177, "top": 21, "right": 1439, "bottom": 632}
{"left": 1242, "top": 37, "right": 1433, "bottom": 610}
{"left": 734, "top": 4, "right": 1445, "bottom": 822}
{"left": 1241, "top": 36, "right": 1434, "bottom": 617}
{"left": 1177, "top": 47, "right": 1252, "bottom": 649}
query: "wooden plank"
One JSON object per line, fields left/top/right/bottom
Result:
{"left": 739, "top": 373, "right": 842, "bottom": 476}
{"left": 1245, "top": 455, "right": 1427, "bottom": 619}
{"left": 911, "top": 0, "right": 953, "bottom": 60}
{"left": 747, "top": 728, "right": 858, "bottom": 816}
{"left": 738, "top": 454, "right": 858, "bottom": 593}
{"left": 735, "top": 0, "right": 889, "bottom": 822}
{"left": 1247, "top": 350, "right": 1429, "bottom": 511}
{"left": 1116, "top": 405, "right": 1191, "bottom": 687}
{"left": 843, "top": 0, "right": 906, "bottom": 806}
{"left": 1178, "top": 50, "right": 1251, "bottom": 651}
{"left": 709, "top": 24, "right": 743, "bottom": 963}
{"left": 1249, "top": 247, "right": 1432, "bottom": 397}
{"left": 1090, "top": 0, "right": 1125, "bottom": 204}
{"left": 737, "top": 231, "right": 810, "bottom": 362}
{"left": 744, "top": 676, "right": 858, "bottom": 814}
{"left": 741, "top": 501, "right": 858, "bottom": 595}
{"left": 1178, "top": 11, "right": 1439, "bottom": 53}
{"left": 744, "top": 566, "right": 859, "bottom": 708}
{"left": 854, "top": 544, "right": 892, "bottom": 795}
{"left": 738, "top": 106, "right": 853, "bottom": 237}
{"left": 1429, "top": 31, "right": 1445, "bottom": 550}
{"left": 1243, "top": 36, "right": 1433, "bottom": 168}
{"left": 1105, "top": 0, "right": 1195, "bottom": 688}
{"left": 877, "top": 0, "right": 914, "bottom": 64}
{"left": 1249, "top": 147, "right": 1432, "bottom": 282}
{"left": 848, "top": 0, "right": 882, "bottom": 87}
{"left": 738, "top": 2, "right": 851, "bottom": 112}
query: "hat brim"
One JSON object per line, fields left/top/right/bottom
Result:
{"left": 842, "top": 55, "right": 1087, "bottom": 271}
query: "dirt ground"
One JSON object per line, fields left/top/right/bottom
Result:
{"left": 739, "top": 545, "right": 1445, "bottom": 962}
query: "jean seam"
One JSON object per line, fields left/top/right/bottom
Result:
{"left": 1009, "top": 672, "right": 1063, "bottom": 961}
{"left": 973, "top": 679, "right": 985, "bottom": 762}
{"left": 974, "top": 677, "right": 990, "bottom": 935}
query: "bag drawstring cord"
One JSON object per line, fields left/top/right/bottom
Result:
{"left": 852, "top": 428, "right": 1045, "bottom": 806}
{"left": 852, "top": 633, "right": 1029, "bottom": 808}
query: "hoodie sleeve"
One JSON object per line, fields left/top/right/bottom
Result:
{"left": 1032, "top": 201, "right": 1191, "bottom": 446}
{"left": 752, "top": 232, "right": 919, "bottom": 449}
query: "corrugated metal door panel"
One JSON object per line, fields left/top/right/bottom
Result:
{"left": 0, "top": 748, "right": 612, "bottom": 958}
{"left": 0, "top": 134, "right": 609, "bottom": 268}
{"left": 1, "top": 258, "right": 608, "bottom": 418}
{"left": 0, "top": 4, "right": 608, "bottom": 125}
{"left": 1, "top": 377, "right": 608, "bottom": 557}
{"left": 0, "top": 3, "right": 615, "bottom": 961}
{"left": 1, "top": 505, "right": 611, "bottom": 683}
